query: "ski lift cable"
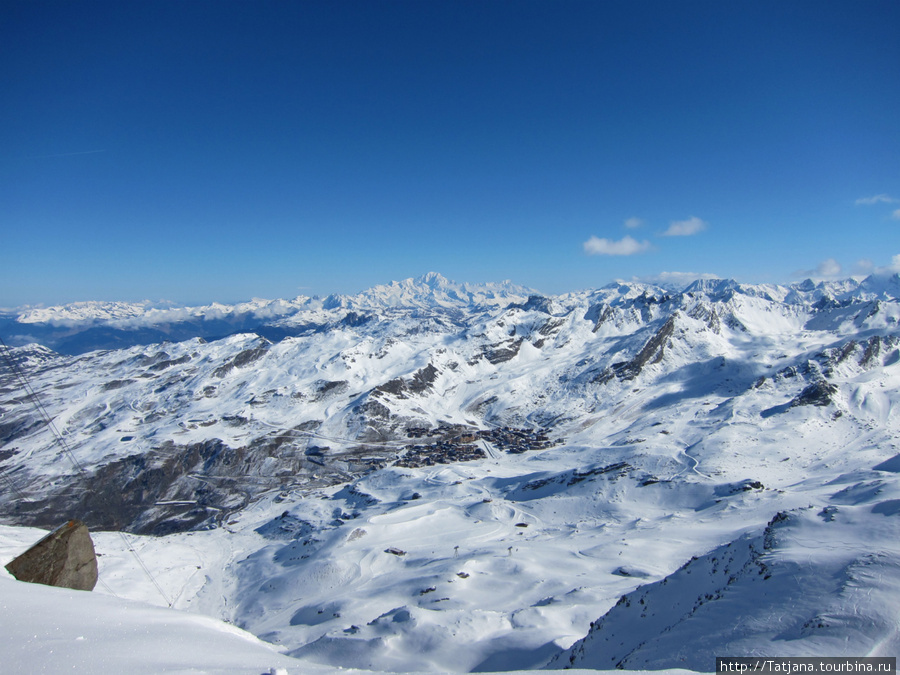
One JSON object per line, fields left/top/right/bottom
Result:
{"left": 0, "top": 336, "right": 171, "bottom": 607}
{"left": 0, "top": 470, "right": 29, "bottom": 503}
{"left": 117, "top": 530, "right": 172, "bottom": 607}
{"left": 0, "top": 347, "right": 119, "bottom": 596}
{"left": 0, "top": 337, "right": 86, "bottom": 474}
{"left": 94, "top": 575, "right": 118, "bottom": 597}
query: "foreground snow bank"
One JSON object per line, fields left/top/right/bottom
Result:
{"left": 0, "top": 575, "right": 305, "bottom": 674}
{"left": 2, "top": 572, "right": 696, "bottom": 675}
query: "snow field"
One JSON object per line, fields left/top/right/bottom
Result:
{"left": 3, "top": 273, "right": 900, "bottom": 671}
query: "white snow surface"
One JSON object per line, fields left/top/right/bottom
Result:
{"left": 0, "top": 568, "right": 305, "bottom": 674}
{"left": 2, "top": 273, "right": 900, "bottom": 673}
{"left": 0, "top": 539, "right": 678, "bottom": 675}
{"left": 14, "top": 272, "right": 533, "bottom": 326}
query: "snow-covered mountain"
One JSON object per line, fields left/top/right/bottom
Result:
{"left": 2, "top": 273, "right": 534, "bottom": 355}
{"left": 1, "top": 272, "right": 899, "bottom": 672}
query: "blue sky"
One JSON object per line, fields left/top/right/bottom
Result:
{"left": 2, "top": 0, "right": 898, "bottom": 306}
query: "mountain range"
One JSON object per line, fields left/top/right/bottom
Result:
{"left": 1, "top": 271, "right": 898, "bottom": 672}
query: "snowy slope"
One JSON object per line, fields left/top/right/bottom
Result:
{"left": 2, "top": 577, "right": 698, "bottom": 675}
{"left": 0, "top": 559, "right": 306, "bottom": 674}
{"left": 555, "top": 503, "right": 900, "bottom": 670}
{"left": 4, "top": 273, "right": 534, "bottom": 355}
{"left": 1, "top": 272, "right": 899, "bottom": 672}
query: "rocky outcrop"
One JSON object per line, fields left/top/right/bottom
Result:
{"left": 212, "top": 338, "right": 270, "bottom": 377}
{"left": 790, "top": 380, "right": 838, "bottom": 408}
{"left": 552, "top": 512, "right": 791, "bottom": 671}
{"left": 507, "top": 295, "right": 553, "bottom": 314}
{"left": 2, "top": 431, "right": 384, "bottom": 534}
{"left": 313, "top": 380, "right": 349, "bottom": 401}
{"left": 585, "top": 304, "right": 616, "bottom": 332}
{"left": 861, "top": 335, "right": 897, "bottom": 368}
{"left": 481, "top": 339, "right": 523, "bottom": 365}
{"left": 687, "top": 303, "right": 721, "bottom": 334}
{"left": 594, "top": 316, "right": 677, "bottom": 384}
{"left": 374, "top": 363, "right": 439, "bottom": 399}
{"left": 5, "top": 519, "right": 98, "bottom": 591}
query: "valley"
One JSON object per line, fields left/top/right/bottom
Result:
{"left": 1, "top": 272, "right": 899, "bottom": 672}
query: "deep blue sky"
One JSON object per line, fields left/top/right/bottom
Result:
{"left": 2, "top": 0, "right": 899, "bottom": 306}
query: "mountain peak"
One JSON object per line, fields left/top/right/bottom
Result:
{"left": 859, "top": 271, "right": 900, "bottom": 300}
{"left": 683, "top": 277, "right": 738, "bottom": 296}
{"left": 353, "top": 273, "right": 532, "bottom": 311}
{"left": 416, "top": 271, "right": 451, "bottom": 288}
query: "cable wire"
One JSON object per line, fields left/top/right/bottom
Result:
{"left": 0, "top": 336, "right": 172, "bottom": 607}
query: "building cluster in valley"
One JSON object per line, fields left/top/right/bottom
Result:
{"left": 477, "top": 426, "right": 557, "bottom": 454}
{"left": 396, "top": 424, "right": 561, "bottom": 468}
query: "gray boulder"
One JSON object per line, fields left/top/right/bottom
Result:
{"left": 5, "top": 519, "right": 98, "bottom": 591}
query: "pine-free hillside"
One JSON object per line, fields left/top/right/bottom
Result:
{"left": 1, "top": 271, "right": 899, "bottom": 671}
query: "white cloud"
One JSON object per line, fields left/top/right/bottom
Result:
{"left": 793, "top": 258, "right": 845, "bottom": 279}
{"left": 892, "top": 208, "right": 900, "bottom": 220}
{"left": 624, "top": 217, "right": 643, "bottom": 229}
{"left": 855, "top": 194, "right": 898, "bottom": 205}
{"left": 854, "top": 259, "right": 875, "bottom": 275}
{"left": 661, "top": 216, "right": 706, "bottom": 237}
{"left": 889, "top": 255, "right": 900, "bottom": 273}
{"left": 583, "top": 235, "right": 651, "bottom": 256}
{"left": 851, "top": 256, "right": 900, "bottom": 276}
{"left": 816, "top": 258, "right": 842, "bottom": 277}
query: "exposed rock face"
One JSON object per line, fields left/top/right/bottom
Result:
{"left": 1, "top": 432, "right": 387, "bottom": 535}
{"left": 374, "top": 363, "right": 439, "bottom": 399}
{"left": 594, "top": 316, "right": 677, "bottom": 384}
{"left": 481, "top": 339, "right": 523, "bottom": 365}
{"left": 5, "top": 519, "right": 98, "bottom": 591}
{"left": 508, "top": 295, "right": 553, "bottom": 314}
{"left": 212, "top": 339, "right": 271, "bottom": 377}
{"left": 790, "top": 380, "right": 838, "bottom": 408}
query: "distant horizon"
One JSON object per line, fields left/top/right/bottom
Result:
{"left": 3, "top": 1, "right": 898, "bottom": 308}
{"left": 5, "top": 267, "right": 899, "bottom": 313}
